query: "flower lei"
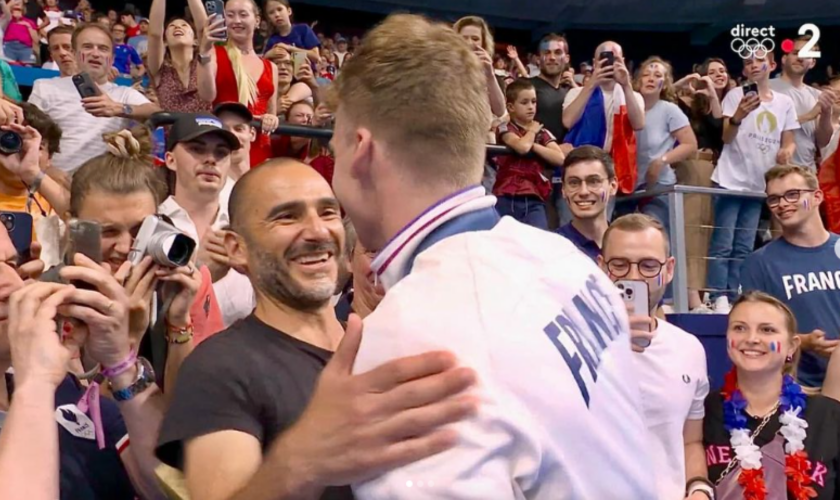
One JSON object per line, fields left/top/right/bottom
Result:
{"left": 722, "top": 369, "right": 817, "bottom": 500}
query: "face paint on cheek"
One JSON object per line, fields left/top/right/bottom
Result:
{"left": 601, "top": 191, "right": 607, "bottom": 203}
{"left": 762, "top": 63, "right": 767, "bottom": 72}
{"left": 803, "top": 198, "right": 810, "bottom": 211}
{"left": 730, "top": 339, "right": 736, "bottom": 349}
{"left": 658, "top": 80, "right": 663, "bottom": 89}
{"left": 655, "top": 273, "right": 663, "bottom": 287}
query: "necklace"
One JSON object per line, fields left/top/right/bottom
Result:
{"left": 720, "top": 369, "right": 817, "bottom": 500}
{"left": 715, "top": 401, "right": 779, "bottom": 485}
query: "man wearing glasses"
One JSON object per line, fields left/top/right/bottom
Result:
{"left": 598, "top": 213, "right": 712, "bottom": 500}
{"left": 740, "top": 165, "right": 840, "bottom": 389}
{"left": 556, "top": 146, "right": 617, "bottom": 261}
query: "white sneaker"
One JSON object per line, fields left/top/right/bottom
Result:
{"left": 690, "top": 303, "right": 715, "bottom": 314}
{"left": 713, "top": 296, "right": 731, "bottom": 314}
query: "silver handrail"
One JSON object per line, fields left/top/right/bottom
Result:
{"left": 617, "top": 185, "right": 766, "bottom": 313}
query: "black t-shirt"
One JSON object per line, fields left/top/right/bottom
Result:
{"left": 678, "top": 99, "right": 724, "bottom": 156}
{"left": 704, "top": 393, "right": 840, "bottom": 499}
{"left": 156, "top": 314, "right": 354, "bottom": 500}
{"left": 530, "top": 75, "right": 570, "bottom": 143}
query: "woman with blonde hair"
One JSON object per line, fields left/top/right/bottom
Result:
{"left": 703, "top": 291, "right": 840, "bottom": 499}
{"left": 197, "top": 0, "right": 279, "bottom": 167}
{"left": 625, "top": 56, "right": 697, "bottom": 234}
{"left": 453, "top": 15, "right": 506, "bottom": 118}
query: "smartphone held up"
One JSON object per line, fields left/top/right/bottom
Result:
{"left": 204, "top": 0, "right": 227, "bottom": 43}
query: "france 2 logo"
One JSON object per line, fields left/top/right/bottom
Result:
{"left": 730, "top": 23, "right": 821, "bottom": 59}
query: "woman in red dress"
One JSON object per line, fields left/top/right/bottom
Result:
{"left": 198, "top": 0, "right": 279, "bottom": 167}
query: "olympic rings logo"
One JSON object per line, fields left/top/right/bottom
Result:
{"left": 730, "top": 38, "right": 776, "bottom": 59}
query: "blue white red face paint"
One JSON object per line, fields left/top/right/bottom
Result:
{"left": 803, "top": 198, "right": 810, "bottom": 211}
{"left": 655, "top": 273, "right": 663, "bottom": 287}
{"left": 600, "top": 191, "right": 607, "bottom": 203}
{"left": 769, "top": 341, "right": 782, "bottom": 353}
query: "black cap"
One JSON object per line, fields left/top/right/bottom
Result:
{"left": 166, "top": 114, "right": 241, "bottom": 152}
{"left": 213, "top": 102, "right": 254, "bottom": 123}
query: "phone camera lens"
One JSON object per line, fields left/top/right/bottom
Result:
{"left": 617, "top": 283, "right": 625, "bottom": 290}
{"left": 1, "top": 214, "right": 14, "bottom": 231}
{"left": 626, "top": 289, "right": 634, "bottom": 297}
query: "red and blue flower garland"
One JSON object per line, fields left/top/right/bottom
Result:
{"left": 721, "top": 369, "right": 817, "bottom": 500}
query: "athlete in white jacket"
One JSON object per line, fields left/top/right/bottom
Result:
{"left": 329, "top": 14, "right": 657, "bottom": 499}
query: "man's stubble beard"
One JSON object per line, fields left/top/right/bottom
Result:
{"left": 250, "top": 243, "right": 339, "bottom": 313}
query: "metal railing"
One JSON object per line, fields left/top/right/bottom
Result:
{"left": 150, "top": 113, "right": 768, "bottom": 313}
{"left": 616, "top": 185, "right": 767, "bottom": 313}
{"left": 147, "top": 112, "right": 514, "bottom": 156}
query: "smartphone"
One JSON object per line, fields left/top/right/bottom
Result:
{"left": 599, "top": 50, "right": 615, "bottom": 69}
{"left": 0, "top": 211, "right": 32, "bottom": 262}
{"left": 72, "top": 72, "right": 100, "bottom": 98}
{"left": 204, "top": 0, "right": 227, "bottom": 42}
{"left": 616, "top": 280, "right": 651, "bottom": 346}
{"left": 292, "top": 51, "right": 307, "bottom": 75}
{"left": 66, "top": 220, "right": 102, "bottom": 290}
{"left": 742, "top": 81, "right": 758, "bottom": 97}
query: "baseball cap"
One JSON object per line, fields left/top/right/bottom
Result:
{"left": 166, "top": 114, "right": 241, "bottom": 152}
{"left": 336, "top": 36, "right": 347, "bottom": 44}
{"left": 213, "top": 102, "right": 254, "bottom": 123}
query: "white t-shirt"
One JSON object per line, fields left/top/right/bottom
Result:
{"left": 564, "top": 84, "right": 644, "bottom": 151}
{"left": 353, "top": 187, "right": 656, "bottom": 499}
{"left": 634, "top": 319, "right": 709, "bottom": 500}
{"left": 28, "top": 77, "right": 150, "bottom": 174}
{"left": 158, "top": 178, "right": 255, "bottom": 328}
{"left": 769, "top": 78, "right": 821, "bottom": 168}
{"left": 712, "top": 88, "right": 800, "bottom": 192}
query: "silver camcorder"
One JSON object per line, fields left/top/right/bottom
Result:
{"left": 129, "top": 216, "right": 197, "bottom": 268}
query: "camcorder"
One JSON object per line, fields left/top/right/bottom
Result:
{"left": 129, "top": 215, "right": 196, "bottom": 268}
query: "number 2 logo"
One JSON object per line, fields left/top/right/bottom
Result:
{"left": 798, "top": 23, "right": 821, "bottom": 58}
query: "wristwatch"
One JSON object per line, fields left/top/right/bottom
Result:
{"left": 728, "top": 116, "right": 742, "bottom": 127}
{"left": 198, "top": 52, "right": 212, "bottom": 65}
{"left": 122, "top": 104, "right": 133, "bottom": 117}
{"left": 110, "top": 357, "right": 155, "bottom": 402}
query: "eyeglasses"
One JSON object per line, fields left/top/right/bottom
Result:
{"left": 766, "top": 189, "right": 816, "bottom": 208}
{"left": 606, "top": 258, "right": 667, "bottom": 279}
{"left": 564, "top": 176, "right": 607, "bottom": 191}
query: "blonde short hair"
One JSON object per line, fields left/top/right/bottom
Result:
{"left": 603, "top": 213, "right": 670, "bottom": 256}
{"left": 765, "top": 164, "right": 819, "bottom": 190}
{"left": 328, "top": 14, "right": 490, "bottom": 188}
{"left": 453, "top": 16, "right": 495, "bottom": 56}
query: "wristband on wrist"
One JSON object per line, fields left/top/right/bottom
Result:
{"left": 100, "top": 350, "right": 137, "bottom": 379}
{"left": 27, "top": 169, "right": 45, "bottom": 193}
{"left": 165, "top": 321, "right": 194, "bottom": 344}
{"left": 686, "top": 477, "right": 714, "bottom": 500}
{"left": 111, "top": 357, "right": 155, "bottom": 402}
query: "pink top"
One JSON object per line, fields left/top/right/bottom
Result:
{"left": 4, "top": 18, "right": 36, "bottom": 47}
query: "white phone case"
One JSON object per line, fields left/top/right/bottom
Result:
{"left": 616, "top": 280, "right": 649, "bottom": 317}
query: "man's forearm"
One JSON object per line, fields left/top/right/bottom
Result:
{"left": 684, "top": 441, "right": 708, "bottom": 482}
{"left": 112, "top": 367, "right": 169, "bottom": 500}
{"left": 623, "top": 83, "right": 645, "bottom": 130}
{"left": 123, "top": 102, "right": 162, "bottom": 121}
{"left": 817, "top": 108, "right": 834, "bottom": 149}
{"left": 229, "top": 431, "right": 324, "bottom": 500}
{"left": 563, "top": 84, "right": 595, "bottom": 129}
{"left": 0, "top": 383, "right": 60, "bottom": 500}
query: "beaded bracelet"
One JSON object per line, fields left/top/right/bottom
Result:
{"left": 101, "top": 350, "right": 138, "bottom": 379}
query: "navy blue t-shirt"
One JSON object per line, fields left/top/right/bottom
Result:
{"left": 557, "top": 222, "right": 602, "bottom": 262}
{"left": 263, "top": 24, "right": 320, "bottom": 54}
{"left": 740, "top": 234, "right": 840, "bottom": 387}
{"left": 2, "top": 374, "right": 135, "bottom": 500}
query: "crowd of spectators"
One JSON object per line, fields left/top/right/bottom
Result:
{"left": 0, "top": 1, "right": 839, "bottom": 499}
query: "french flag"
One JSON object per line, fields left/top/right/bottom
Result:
{"left": 818, "top": 146, "right": 840, "bottom": 233}
{"left": 564, "top": 86, "right": 638, "bottom": 194}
